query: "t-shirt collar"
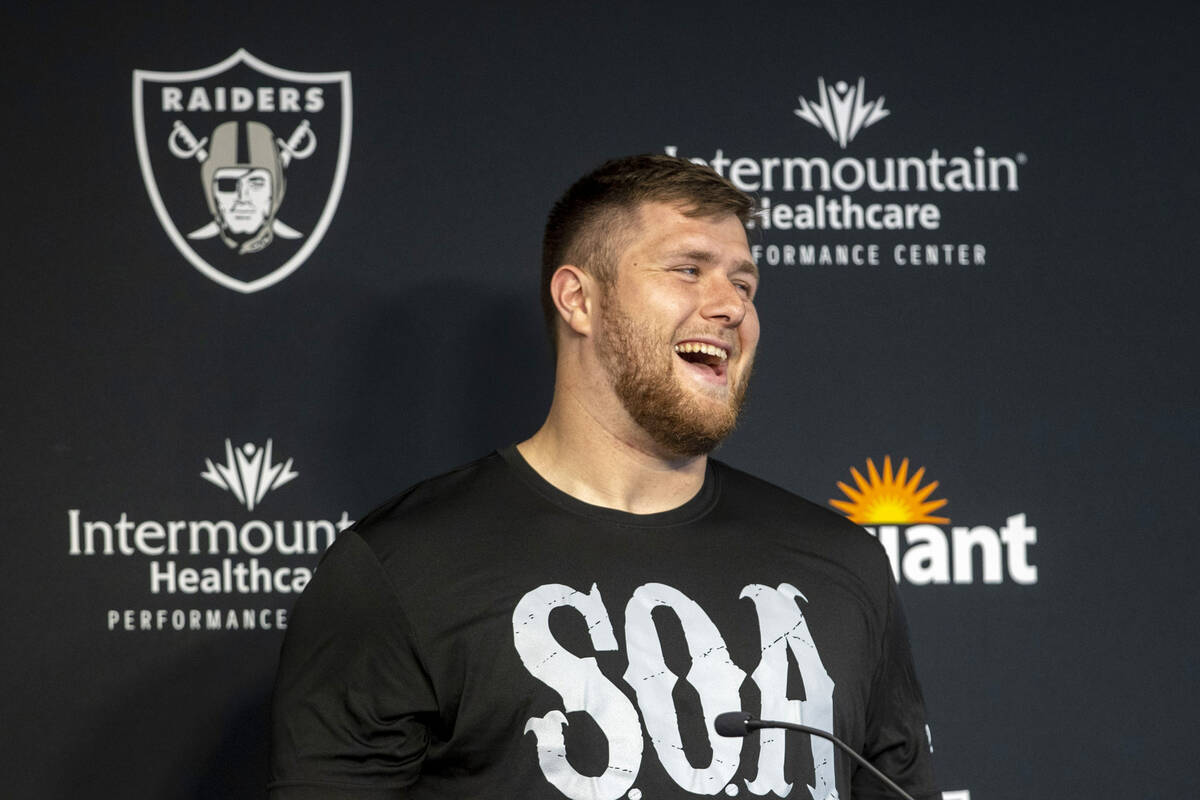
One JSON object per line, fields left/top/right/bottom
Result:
{"left": 498, "top": 444, "right": 720, "bottom": 528}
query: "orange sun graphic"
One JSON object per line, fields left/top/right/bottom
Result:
{"left": 829, "top": 456, "right": 949, "bottom": 525}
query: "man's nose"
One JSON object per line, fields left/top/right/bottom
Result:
{"left": 236, "top": 179, "right": 250, "bottom": 200}
{"left": 700, "top": 276, "right": 748, "bottom": 327}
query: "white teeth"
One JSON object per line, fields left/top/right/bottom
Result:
{"left": 674, "top": 342, "right": 728, "bottom": 360}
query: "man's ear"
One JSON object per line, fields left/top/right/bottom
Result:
{"left": 549, "top": 264, "right": 596, "bottom": 337}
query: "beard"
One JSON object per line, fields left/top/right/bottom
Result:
{"left": 595, "top": 293, "right": 752, "bottom": 458}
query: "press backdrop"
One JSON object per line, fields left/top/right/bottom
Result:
{"left": 5, "top": 1, "right": 1199, "bottom": 797}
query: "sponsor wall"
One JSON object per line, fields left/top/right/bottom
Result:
{"left": 5, "top": 2, "right": 1197, "bottom": 798}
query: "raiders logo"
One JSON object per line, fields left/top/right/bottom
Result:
{"left": 133, "top": 49, "right": 351, "bottom": 293}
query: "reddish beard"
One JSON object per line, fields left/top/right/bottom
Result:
{"left": 595, "top": 292, "right": 752, "bottom": 458}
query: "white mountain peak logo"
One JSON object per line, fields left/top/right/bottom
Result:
{"left": 793, "top": 77, "right": 890, "bottom": 148}
{"left": 201, "top": 439, "right": 298, "bottom": 511}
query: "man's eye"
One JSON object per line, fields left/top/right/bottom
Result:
{"left": 734, "top": 282, "right": 755, "bottom": 298}
{"left": 249, "top": 178, "right": 266, "bottom": 187}
{"left": 675, "top": 266, "right": 699, "bottom": 276}
{"left": 215, "top": 178, "right": 238, "bottom": 193}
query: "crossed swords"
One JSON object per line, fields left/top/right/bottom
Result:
{"left": 168, "top": 119, "right": 315, "bottom": 241}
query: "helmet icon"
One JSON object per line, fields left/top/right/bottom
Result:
{"left": 202, "top": 121, "right": 286, "bottom": 253}
{"left": 168, "top": 118, "right": 314, "bottom": 253}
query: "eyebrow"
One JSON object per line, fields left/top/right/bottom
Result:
{"left": 668, "top": 249, "right": 760, "bottom": 281}
{"left": 733, "top": 259, "right": 760, "bottom": 281}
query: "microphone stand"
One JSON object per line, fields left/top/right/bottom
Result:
{"left": 714, "top": 711, "right": 916, "bottom": 800}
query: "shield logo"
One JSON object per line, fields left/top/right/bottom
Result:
{"left": 133, "top": 49, "right": 351, "bottom": 293}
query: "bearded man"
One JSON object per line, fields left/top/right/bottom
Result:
{"left": 269, "top": 155, "right": 939, "bottom": 800}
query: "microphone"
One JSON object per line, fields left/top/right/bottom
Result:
{"left": 714, "top": 711, "right": 758, "bottom": 737}
{"left": 713, "top": 712, "right": 916, "bottom": 800}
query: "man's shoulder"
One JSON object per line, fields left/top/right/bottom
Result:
{"left": 351, "top": 450, "right": 513, "bottom": 543}
{"left": 711, "top": 458, "right": 887, "bottom": 566}
{"left": 711, "top": 458, "right": 850, "bottom": 522}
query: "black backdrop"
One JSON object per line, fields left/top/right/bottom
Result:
{"left": 5, "top": 2, "right": 1199, "bottom": 797}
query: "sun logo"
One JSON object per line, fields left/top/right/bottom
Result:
{"left": 830, "top": 456, "right": 949, "bottom": 525}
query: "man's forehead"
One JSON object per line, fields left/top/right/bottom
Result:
{"left": 630, "top": 202, "right": 755, "bottom": 269}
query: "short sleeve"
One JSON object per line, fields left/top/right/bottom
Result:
{"left": 269, "top": 531, "right": 439, "bottom": 798}
{"left": 855, "top": 580, "right": 940, "bottom": 800}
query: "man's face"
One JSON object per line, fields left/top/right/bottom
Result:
{"left": 594, "top": 202, "right": 760, "bottom": 457}
{"left": 213, "top": 167, "right": 273, "bottom": 235}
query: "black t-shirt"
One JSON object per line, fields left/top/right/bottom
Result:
{"left": 270, "top": 448, "right": 938, "bottom": 799}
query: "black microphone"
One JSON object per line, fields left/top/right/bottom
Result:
{"left": 714, "top": 711, "right": 758, "bottom": 737}
{"left": 713, "top": 712, "right": 916, "bottom": 800}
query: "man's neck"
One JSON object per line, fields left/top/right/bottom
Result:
{"left": 517, "top": 387, "right": 708, "bottom": 515}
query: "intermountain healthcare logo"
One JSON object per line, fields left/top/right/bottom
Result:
{"left": 133, "top": 50, "right": 352, "bottom": 293}
{"left": 67, "top": 438, "right": 353, "bottom": 631}
{"left": 665, "top": 76, "right": 1027, "bottom": 269}
{"left": 830, "top": 456, "right": 1038, "bottom": 585}
{"left": 794, "top": 77, "right": 889, "bottom": 149}
{"left": 201, "top": 439, "right": 298, "bottom": 512}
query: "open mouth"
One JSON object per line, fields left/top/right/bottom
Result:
{"left": 674, "top": 341, "right": 729, "bottom": 380}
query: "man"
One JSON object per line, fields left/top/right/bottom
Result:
{"left": 270, "top": 155, "right": 938, "bottom": 799}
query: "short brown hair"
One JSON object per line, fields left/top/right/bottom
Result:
{"left": 540, "top": 154, "right": 754, "bottom": 350}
